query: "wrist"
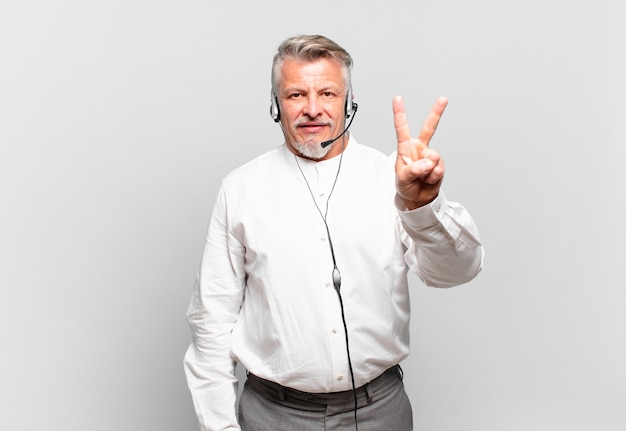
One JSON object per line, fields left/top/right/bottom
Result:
{"left": 403, "top": 195, "right": 437, "bottom": 211}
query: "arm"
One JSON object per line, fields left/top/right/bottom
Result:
{"left": 393, "top": 96, "right": 484, "bottom": 287}
{"left": 184, "top": 184, "right": 246, "bottom": 431}
{"left": 396, "top": 191, "right": 484, "bottom": 288}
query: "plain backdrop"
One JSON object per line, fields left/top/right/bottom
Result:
{"left": 1, "top": 1, "right": 624, "bottom": 430}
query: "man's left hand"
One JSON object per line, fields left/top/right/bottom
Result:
{"left": 394, "top": 95, "right": 448, "bottom": 210}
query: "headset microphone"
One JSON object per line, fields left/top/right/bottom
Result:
{"left": 320, "top": 102, "right": 358, "bottom": 148}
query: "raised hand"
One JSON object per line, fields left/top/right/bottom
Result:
{"left": 394, "top": 95, "right": 448, "bottom": 210}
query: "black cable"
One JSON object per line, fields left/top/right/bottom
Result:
{"left": 294, "top": 135, "right": 359, "bottom": 431}
{"left": 333, "top": 276, "right": 359, "bottom": 431}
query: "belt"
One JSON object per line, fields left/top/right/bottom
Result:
{"left": 246, "top": 365, "right": 402, "bottom": 405}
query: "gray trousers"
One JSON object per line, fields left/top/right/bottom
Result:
{"left": 238, "top": 366, "right": 413, "bottom": 430}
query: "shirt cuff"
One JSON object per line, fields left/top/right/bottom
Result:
{"left": 394, "top": 192, "right": 447, "bottom": 231}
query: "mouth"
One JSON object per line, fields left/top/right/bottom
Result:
{"left": 297, "top": 122, "right": 328, "bottom": 134}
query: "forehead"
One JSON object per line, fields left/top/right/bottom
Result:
{"left": 279, "top": 58, "right": 345, "bottom": 90}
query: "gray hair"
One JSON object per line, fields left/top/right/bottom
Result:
{"left": 271, "top": 34, "right": 353, "bottom": 94}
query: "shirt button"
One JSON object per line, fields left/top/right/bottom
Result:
{"left": 337, "top": 375, "right": 343, "bottom": 381}
{"left": 331, "top": 328, "right": 337, "bottom": 333}
{"left": 325, "top": 281, "right": 332, "bottom": 288}
{"left": 321, "top": 237, "right": 326, "bottom": 242}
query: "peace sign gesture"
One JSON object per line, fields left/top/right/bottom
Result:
{"left": 394, "top": 95, "right": 448, "bottom": 210}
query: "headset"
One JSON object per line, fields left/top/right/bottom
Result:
{"left": 270, "top": 87, "right": 356, "bottom": 123}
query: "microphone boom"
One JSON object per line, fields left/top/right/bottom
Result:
{"left": 320, "top": 103, "right": 358, "bottom": 148}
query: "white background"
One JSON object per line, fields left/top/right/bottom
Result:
{"left": 1, "top": 1, "right": 624, "bottom": 430}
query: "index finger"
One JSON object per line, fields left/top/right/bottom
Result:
{"left": 393, "top": 95, "right": 412, "bottom": 143}
{"left": 418, "top": 96, "right": 448, "bottom": 147}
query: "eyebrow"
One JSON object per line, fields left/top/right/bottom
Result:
{"left": 281, "top": 83, "right": 343, "bottom": 95}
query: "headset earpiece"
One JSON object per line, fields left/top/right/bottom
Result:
{"left": 345, "top": 86, "right": 355, "bottom": 119}
{"left": 270, "top": 90, "right": 280, "bottom": 123}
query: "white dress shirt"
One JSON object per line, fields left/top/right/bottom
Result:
{"left": 184, "top": 137, "right": 484, "bottom": 431}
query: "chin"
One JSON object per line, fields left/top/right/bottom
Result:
{"left": 292, "top": 141, "right": 331, "bottom": 160}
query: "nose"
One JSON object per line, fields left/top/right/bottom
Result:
{"left": 302, "top": 94, "right": 322, "bottom": 118}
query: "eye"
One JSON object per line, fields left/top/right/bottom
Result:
{"left": 289, "top": 92, "right": 302, "bottom": 99}
{"left": 322, "top": 91, "right": 334, "bottom": 98}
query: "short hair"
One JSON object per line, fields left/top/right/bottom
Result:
{"left": 271, "top": 34, "right": 353, "bottom": 94}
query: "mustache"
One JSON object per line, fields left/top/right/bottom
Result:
{"left": 293, "top": 117, "right": 335, "bottom": 128}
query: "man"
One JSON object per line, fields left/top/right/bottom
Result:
{"left": 185, "top": 34, "right": 484, "bottom": 431}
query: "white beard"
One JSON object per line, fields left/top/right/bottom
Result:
{"left": 292, "top": 140, "right": 332, "bottom": 160}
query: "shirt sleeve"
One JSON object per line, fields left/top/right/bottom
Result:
{"left": 395, "top": 191, "right": 485, "bottom": 288}
{"left": 184, "top": 183, "right": 246, "bottom": 431}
